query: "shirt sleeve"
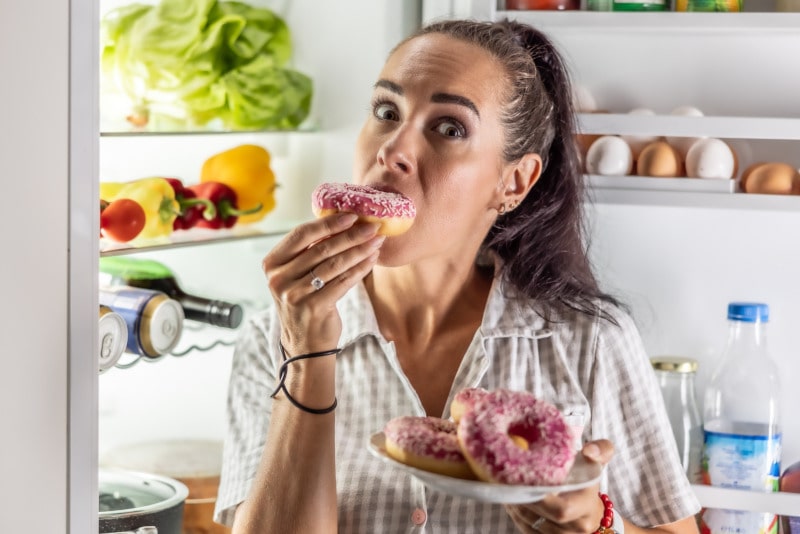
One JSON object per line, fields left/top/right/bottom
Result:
{"left": 213, "top": 310, "right": 279, "bottom": 527}
{"left": 589, "top": 305, "right": 701, "bottom": 527}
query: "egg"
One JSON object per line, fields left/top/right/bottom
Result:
{"left": 741, "top": 162, "right": 798, "bottom": 195}
{"left": 585, "top": 136, "right": 633, "bottom": 176}
{"left": 636, "top": 141, "right": 684, "bottom": 178}
{"left": 575, "top": 133, "right": 601, "bottom": 162}
{"left": 572, "top": 84, "right": 597, "bottom": 113}
{"left": 685, "top": 138, "right": 736, "bottom": 180}
{"left": 621, "top": 108, "right": 662, "bottom": 161}
{"left": 666, "top": 105, "right": 705, "bottom": 159}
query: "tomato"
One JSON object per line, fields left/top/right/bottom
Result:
{"left": 100, "top": 198, "right": 146, "bottom": 242}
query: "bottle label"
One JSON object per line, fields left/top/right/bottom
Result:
{"left": 701, "top": 430, "right": 781, "bottom": 533}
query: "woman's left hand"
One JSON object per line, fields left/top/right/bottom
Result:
{"left": 505, "top": 440, "right": 615, "bottom": 533}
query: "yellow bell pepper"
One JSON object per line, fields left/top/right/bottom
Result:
{"left": 101, "top": 178, "right": 179, "bottom": 239}
{"left": 199, "top": 144, "right": 276, "bottom": 225}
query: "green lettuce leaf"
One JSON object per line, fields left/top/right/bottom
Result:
{"left": 101, "top": 0, "right": 312, "bottom": 131}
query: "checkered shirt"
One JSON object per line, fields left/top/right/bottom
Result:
{"left": 214, "top": 276, "right": 700, "bottom": 532}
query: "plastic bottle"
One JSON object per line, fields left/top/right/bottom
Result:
{"left": 781, "top": 460, "right": 800, "bottom": 533}
{"left": 675, "top": 0, "right": 740, "bottom": 10}
{"left": 611, "top": 0, "right": 667, "bottom": 11}
{"left": 700, "top": 302, "right": 781, "bottom": 534}
{"left": 100, "top": 256, "right": 243, "bottom": 329}
{"left": 650, "top": 356, "right": 703, "bottom": 483}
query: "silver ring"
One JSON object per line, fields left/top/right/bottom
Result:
{"left": 532, "top": 517, "right": 546, "bottom": 532}
{"left": 310, "top": 270, "right": 325, "bottom": 291}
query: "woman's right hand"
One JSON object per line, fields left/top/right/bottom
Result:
{"left": 262, "top": 212, "right": 385, "bottom": 356}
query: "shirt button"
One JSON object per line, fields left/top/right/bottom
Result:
{"left": 411, "top": 508, "right": 427, "bottom": 525}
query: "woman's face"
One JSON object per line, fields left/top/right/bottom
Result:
{"left": 353, "top": 33, "right": 514, "bottom": 267}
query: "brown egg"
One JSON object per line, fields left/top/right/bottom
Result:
{"left": 742, "top": 162, "right": 798, "bottom": 195}
{"left": 636, "top": 141, "right": 684, "bottom": 178}
{"left": 739, "top": 162, "right": 766, "bottom": 192}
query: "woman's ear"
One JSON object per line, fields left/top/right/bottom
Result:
{"left": 497, "top": 153, "right": 543, "bottom": 208}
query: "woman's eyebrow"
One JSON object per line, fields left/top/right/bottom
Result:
{"left": 374, "top": 79, "right": 480, "bottom": 118}
{"left": 431, "top": 92, "right": 479, "bottom": 118}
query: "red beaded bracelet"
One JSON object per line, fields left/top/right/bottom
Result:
{"left": 595, "top": 493, "right": 614, "bottom": 533}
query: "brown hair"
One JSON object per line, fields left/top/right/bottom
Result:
{"left": 414, "top": 19, "right": 620, "bottom": 316}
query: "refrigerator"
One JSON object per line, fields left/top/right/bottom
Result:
{"left": 2, "top": 0, "right": 800, "bottom": 532}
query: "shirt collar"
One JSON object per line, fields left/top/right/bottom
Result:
{"left": 336, "top": 256, "right": 551, "bottom": 349}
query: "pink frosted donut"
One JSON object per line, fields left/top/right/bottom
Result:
{"left": 311, "top": 182, "right": 416, "bottom": 236}
{"left": 384, "top": 416, "right": 476, "bottom": 480}
{"left": 457, "top": 389, "right": 576, "bottom": 486}
{"left": 450, "top": 387, "right": 489, "bottom": 424}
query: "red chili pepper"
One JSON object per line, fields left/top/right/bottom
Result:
{"left": 187, "top": 181, "right": 262, "bottom": 229}
{"left": 162, "top": 177, "right": 216, "bottom": 230}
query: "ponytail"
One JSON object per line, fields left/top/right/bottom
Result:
{"left": 416, "top": 19, "right": 620, "bottom": 318}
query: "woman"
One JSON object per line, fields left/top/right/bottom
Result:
{"left": 214, "top": 18, "right": 701, "bottom": 534}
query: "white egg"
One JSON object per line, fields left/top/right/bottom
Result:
{"left": 685, "top": 138, "right": 735, "bottom": 180}
{"left": 621, "top": 108, "right": 661, "bottom": 160}
{"left": 572, "top": 84, "right": 597, "bottom": 113}
{"left": 666, "top": 105, "right": 705, "bottom": 159}
{"left": 585, "top": 136, "right": 633, "bottom": 176}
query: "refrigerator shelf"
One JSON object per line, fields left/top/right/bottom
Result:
{"left": 100, "top": 217, "right": 307, "bottom": 257}
{"left": 578, "top": 113, "right": 800, "bottom": 141}
{"left": 692, "top": 484, "right": 800, "bottom": 516}
{"left": 588, "top": 175, "right": 735, "bottom": 194}
{"left": 498, "top": 10, "right": 800, "bottom": 32}
{"left": 587, "top": 174, "right": 800, "bottom": 211}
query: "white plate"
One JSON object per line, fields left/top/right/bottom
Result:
{"left": 367, "top": 432, "right": 603, "bottom": 504}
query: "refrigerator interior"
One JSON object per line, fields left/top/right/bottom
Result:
{"left": 97, "top": 0, "right": 422, "bottom": 455}
{"left": 97, "top": 0, "right": 800, "bottom": 517}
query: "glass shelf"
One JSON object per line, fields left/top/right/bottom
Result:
{"left": 100, "top": 123, "right": 320, "bottom": 137}
{"left": 100, "top": 217, "right": 309, "bottom": 257}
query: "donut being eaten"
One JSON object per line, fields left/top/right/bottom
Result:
{"left": 311, "top": 182, "right": 416, "bottom": 237}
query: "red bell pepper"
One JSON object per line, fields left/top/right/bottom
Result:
{"left": 187, "top": 181, "right": 262, "bottom": 229}
{"left": 162, "top": 177, "right": 216, "bottom": 230}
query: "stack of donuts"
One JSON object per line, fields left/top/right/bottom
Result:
{"left": 382, "top": 388, "right": 576, "bottom": 485}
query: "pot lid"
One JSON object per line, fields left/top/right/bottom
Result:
{"left": 99, "top": 469, "right": 188, "bottom": 517}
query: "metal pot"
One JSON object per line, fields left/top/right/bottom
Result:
{"left": 99, "top": 469, "right": 189, "bottom": 534}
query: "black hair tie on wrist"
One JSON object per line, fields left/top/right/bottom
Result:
{"left": 269, "top": 342, "right": 340, "bottom": 414}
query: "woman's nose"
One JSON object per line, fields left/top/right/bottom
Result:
{"left": 376, "top": 127, "right": 417, "bottom": 175}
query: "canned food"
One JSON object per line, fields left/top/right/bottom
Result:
{"left": 99, "top": 305, "right": 128, "bottom": 372}
{"left": 99, "top": 287, "right": 185, "bottom": 358}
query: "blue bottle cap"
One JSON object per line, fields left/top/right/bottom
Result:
{"left": 727, "top": 302, "right": 769, "bottom": 323}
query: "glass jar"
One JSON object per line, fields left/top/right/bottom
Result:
{"left": 650, "top": 356, "right": 703, "bottom": 483}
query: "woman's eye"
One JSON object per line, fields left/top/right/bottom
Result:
{"left": 374, "top": 103, "right": 399, "bottom": 121}
{"left": 435, "top": 120, "right": 466, "bottom": 138}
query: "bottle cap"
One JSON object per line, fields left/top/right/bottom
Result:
{"left": 727, "top": 302, "right": 769, "bottom": 323}
{"left": 650, "top": 356, "right": 698, "bottom": 373}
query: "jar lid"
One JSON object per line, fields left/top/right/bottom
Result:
{"left": 650, "top": 356, "right": 698, "bottom": 373}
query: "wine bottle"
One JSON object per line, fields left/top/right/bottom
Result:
{"left": 99, "top": 256, "right": 244, "bottom": 329}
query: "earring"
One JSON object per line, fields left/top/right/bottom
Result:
{"left": 498, "top": 203, "right": 507, "bottom": 215}
{"left": 508, "top": 200, "right": 519, "bottom": 211}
